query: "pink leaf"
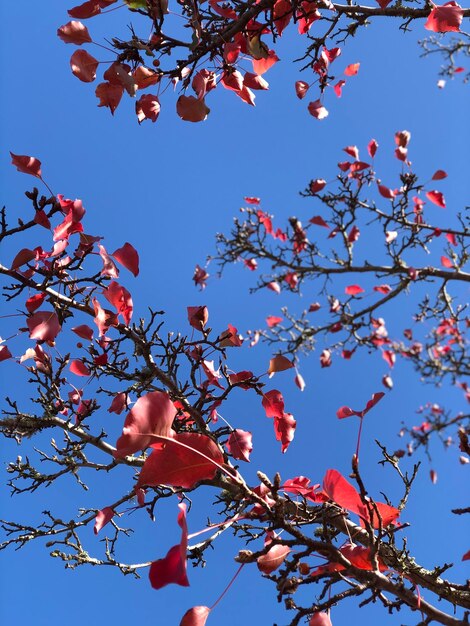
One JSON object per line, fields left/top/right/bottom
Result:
{"left": 10, "top": 153, "right": 42, "bottom": 178}
{"left": 309, "top": 613, "right": 333, "bottom": 626}
{"left": 226, "top": 429, "right": 253, "bottom": 461}
{"left": 367, "top": 139, "right": 378, "bottom": 157}
{"left": 70, "top": 359, "right": 90, "bottom": 376}
{"left": 294, "top": 372, "right": 306, "bottom": 391}
{"left": 425, "top": 2, "right": 463, "bottom": 32}
{"left": 310, "top": 179, "right": 327, "bottom": 193}
{"left": 103, "top": 281, "right": 133, "bottom": 325}
{"left": 68, "top": 1, "right": 101, "bottom": 19}
{"left": 310, "top": 215, "right": 330, "bottom": 228}
{"left": 374, "top": 284, "right": 392, "bottom": 295}
{"left": 252, "top": 50, "right": 279, "bottom": 75}
{"left": 426, "top": 190, "right": 446, "bottom": 208}
{"left": 323, "top": 469, "right": 363, "bottom": 514}
{"left": 72, "top": 324, "right": 94, "bottom": 340}
{"left": 262, "top": 389, "right": 285, "bottom": 419}
{"left": 441, "top": 256, "right": 454, "bottom": 268}
{"left": 70, "top": 49, "right": 99, "bottom": 82}
{"left": 94, "top": 506, "right": 114, "bottom": 534}
{"left": 27, "top": 310, "right": 61, "bottom": 342}
{"left": 345, "top": 284, "right": 364, "bottom": 296}
{"left": 114, "top": 390, "right": 177, "bottom": 458}
{"left": 257, "top": 544, "right": 291, "bottom": 574}
{"left": 149, "top": 502, "right": 189, "bottom": 589}
{"left": 180, "top": 607, "right": 211, "bottom": 626}
{"left": 0, "top": 345, "right": 13, "bottom": 362}
{"left": 266, "top": 315, "right": 283, "bottom": 328}
{"left": 136, "top": 94, "right": 161, "bottom": 123}
{"left": 25, "top": 294, "right": 46, "bottom": 313}
{"left": 274, "top": 412, "right": 296, "bottom": 452}
{"left": 11, "top": 248, "right": 36, "bottom": 270}
{"left": 382, "top": 350, "right": 396, "bottom": 368}
{"left": 333, "top": 80, "right": 346, "bottom": 97}
{"left": 295, "top": 80, "right": 309, "bottom": 99}
{"left": 57, "top": 20, "right": 92, "bottom": 44}
{"left": 108, "top": 392, "right": 128, "bottom": 415}
{"left": 176, "top": 95, "right": 210, "bottom": 122}
{"left": 268, "top": 354, "right": 294, "bottom": 374}
{"left": 344, "top": 63, "right": 360, "bottom": 76}
{"left": 112, "top": 242, "right": 139, "bottom": 276}
{"left": 308, "top": 100, "right": 328, "bottom": 120}
{"left": 432, "top": 169, "right": 447, "bottom": 180}
{"left": 137, "top": 433, "right": 224, "bottom": 488}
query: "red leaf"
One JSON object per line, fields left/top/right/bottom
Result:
{"left": 446, "top": 232, "right": 457, "bottom": 246}
{"left": 309, "top": 613, "right": 332, "bottom": 626}
{"left": 72, "top": 324, "right": 94, "bottom": 340}
{"left": 108, "top": 392, "right": 128, "bottom": 415}
{"left": 348, "top": 225, "right": 360, "bottom": 243}
{"left": 295, "top": 80, "right": 309, "bottom": 99}
{"left": 310, "top": 215, "right": 329, "bottom": 228}
{"left": 345, "top": 284, "right": 364, "bottom": 296}
{"left": 98, "top": 244, "right": 119, "bottom": 278}
{"left": 187, "top": 306, "right": 209, "bottom": 331}
{"left": 11, "top": 248, "right": 36, "bottom": 270}
{"left": 180, "top": 607, "right": 211, "bottom": 626}
{"left": 136, "top": 94, "right": 161, "bottom": 123}
{"left": 68, "top": 1, "right": 101, "bottom": 19}
{"left": 323, "top": 469, "right": 363, "bottom": 514}
{"left": 70, "top": 359, "right": 90, "bottom": 376}
{"left": 336, "top": 406, "right": 358, "bottom": 419}
{"left": 103, "top": 281, "right": 133, "bottom": 325}
{"left": 425, "top": 2, "right": 463, "bottom": 32}
{"left": 344, "top": 63, "right": 360, "bottom": 76}
{"left": 252, "top": 50, "right": 279, "bottom": 75}
{"left": 96, "top": 82, "right": 124, "bottom": 115}
{"left": 343, "top": 145, "right": 359, "bottom": 159}
{"left": 441, "top": 256, "right": 454, "bottom": 268}
{"left": 320, "top": 349, "right": 332, "bottom": 367}
{"left": 176, "top": 95, "right": 210, "bottom": 122}
{"left": 462, "top": 549, "right": 470, "bottom": 561}
{"left": 333, "top": 79, "right": 346, "bottom": 97}
{"left": 294, "top": 372, "right": 306, "bottom": 391}
{"left": 70, "top": 49, "right": 99, "bottom": 82}
{"left": 0, "top": 345, "right": 13, "bottom": 362}
{"left": 274, "top": 412, "right": 296, "bottom": 452}
{"left": 266, "top": 315, "right": 283, "bottom": 328}
{"left": 257, "top": 544, "right": 291, "bottom": 574}
{"left": 219, "top": 323, "right": 243, "bottom": 347}
{"left": 262, "top": 389, "right": 285, "bottom": 419}
{"left": 377, "top": 183, "right": 396, "bottom": 199}
{"left": 25, "top": 294, "right": 46, "bottom": 314}
{"left": 376, "top": 0, "right": 392, "bottom": 7}
{"left": 149, "top": 502, "right": 189, "bottom": 589}
{"left": 374, "top": 284, "right": 392, "bottom": 295}
{"left": 367, "top": 139, "right": 378, "bottom": 157}
{"left": 137, "top": 433, "right": 224, "bottom": 488}
{"left": 382, "top": 350, "right": 396, "bottom": 368}
{"left": 27, "top": 310, "right": 61, "bottom": 342}
{"left": 268, "top": 354, "right": 294, "bottom": 374}
{"left": 432, "top": 169, "right": 447, "bottom": 180}
{"left": 57, "top": 20, "right": 92, "bottom": 44}
{"left": 114, "top": 390, "right": 177, "bottom": 458}
{"left": 426, "top": 190, "right": 446, "bottom": 208}
{"left": 94, "top": 506, "right": 114, "bottom": 534}
{"left": 243, "top": 72, "right": 269, "bottom": 90}
{"left": 112, "top": 242, "right": 139, "bottom": 276}
{"left": 308, "top": 100, "right": 328, "bottom": 120}
{"left": 226, "top": 429, "right": 253, "bottom": 461}
{"left": 10, "top": 153, "right": 42, "bottom": 178}
{"left": 309, "top": 179, "right": 326, "bottom": 193}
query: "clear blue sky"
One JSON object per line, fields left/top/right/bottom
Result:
{"left": 1, "top": 3, "right": 468, "bottom": 625}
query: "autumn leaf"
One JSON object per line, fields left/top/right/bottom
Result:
{"left": 176, "top": 95, "right": 210, "bottom": 122}
{"left": 257, "top": 544, "right": 291, "bottom": 574}
{"left": 425, "top": 2, "right": 463, "bottom": 32}
{"left": 137, "top": 433, "right": 224, "bottom": 488}
{"left": 57, "top": 20, "right": 92, "bottom": 44}
{"left": 149, "top": 502, "right": 190, "bottom": 589}
{"left": 10, "top": 153, "right": 42, "bottom": 178}
{"left": 70, "top": 49, "right": 99, "bottom": 82}
{"left": 226, "top": 429, "right": 253, "bottom": 461}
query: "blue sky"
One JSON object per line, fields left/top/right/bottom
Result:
{"left": 1, "top": 2, "right": 469, "bottom": 625}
